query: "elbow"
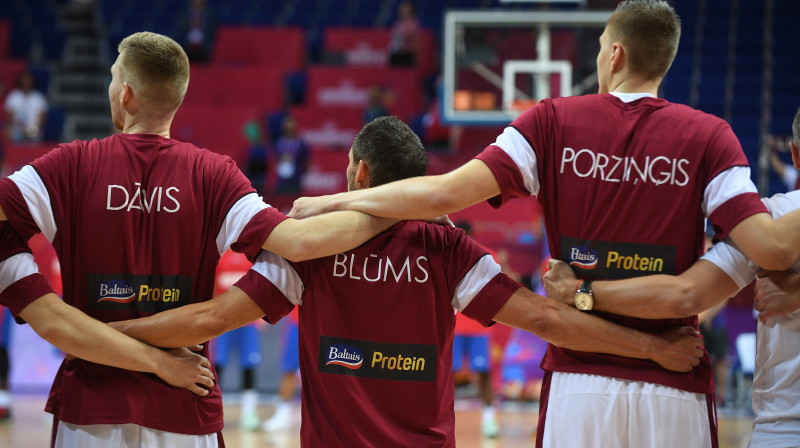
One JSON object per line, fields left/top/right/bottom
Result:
{"left": 760, "top": 244, "right": 798, "bottom": 271}
{"left": 282, "top": 240, "right": 313, "bottom": 263}
{"left": 33, "top": 320, "right": 60, "bottom": 347}
{"left": 426, "top": 176, "right": 462, "bottom": 216}
{"left": 673, "top": 282, "right": 704, "bottom": 318}
{"left": 194, "top": 305, "right": 231, "bottom": 341}
{"left": 525, "top": 306, "right": 570, "bottom": 347}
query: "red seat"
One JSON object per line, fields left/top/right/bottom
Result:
{"left": 306, "top": 66, "right": 422, "bottom": 122}
{"left": 171, "top": 104, "right": 260, "bottom": 165}
{"left": 184, "top": 64, "right": 283, "bottom": 111}
{"left": 290, "top": 106, "right": 363, "bottom": 152}
{"left": 211, "top": 26, "right": 305, "bottom": 75}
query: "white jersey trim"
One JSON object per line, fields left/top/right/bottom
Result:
{"left": 9, "top": 165, "right": 57, "bottom": 242}
{"left": 452, "top": 254, "right": 501, "bottom": 311}
{"left": 0, "top": 252, "right": 40, "bottom": 294}
{"left": 215, "top": 193, "right": 268, "bottom": 256}
{"left": 251, "top": 251, "right": 304, "bottom": 306}
{"left": 702, "top": 166, "right": 758, "bottom": 218}
{"left": 700, "top": 241, "right": 756, "bottom": 290}
{"left": 493, "top": 127, "right": 540, "bottom": 196}
{"left": 609, "top": 91, "right": 655, "bottom": 103}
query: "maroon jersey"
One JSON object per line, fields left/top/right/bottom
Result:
{"left": 475, "top": 93, "right": 768, "bottom": 394}
{"left": 0, "top": 134, "right": 287, "bottom": 434}
{"left": 235, "top": 221, "right": 520, "bottom": 447}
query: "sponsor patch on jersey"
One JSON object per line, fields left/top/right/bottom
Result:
{"left": 560, "top": 236, "right": 676, "bottom": 279}
{"left": 86, "top": 273, "right": 193, "bottom": 312}
{"left": 568, "top": 245, "right": 598, "bottom": 270}
{"left": 318, "top": 336, "right": 436, "bottom": 381}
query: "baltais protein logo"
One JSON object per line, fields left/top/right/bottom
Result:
{"left": 87, "top": 273, "right": 192, "bottom": 312}
{"left": 568, "top": 246, "right": 598, "bottom": 270}
{"left": 561, "top": 236, "right": 676, "bottom": 279}
{"left": 97, "top": 280, "right": 136, "bottom": 303}
{"left": 319, "top": 336, "right": 436, "bottom": 381}
{"left": 326, "top": 345, "right": 364, "bottom": 369}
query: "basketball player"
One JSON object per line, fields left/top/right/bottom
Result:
{"left": 110, "top": 116, "right": 704, "bottom": 447}
{"left": 287, "top": 2, "right": 800, "bottom": 446}
{"left": 543, "top": 108, "right": 800, "bottom": 448}
{"left": 0, "top": 222, "right": 214, "bottom": 396}
{"left": 0, "top": 32, "right": 396, "bottom": 447}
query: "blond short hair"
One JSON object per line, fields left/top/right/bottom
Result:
{"left": 116, "top": 32, "right": 189, "bottom": 111}
{"left": 608, "top": 0, "right": 681, "bottom": 81}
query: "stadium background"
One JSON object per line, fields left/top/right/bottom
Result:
{"left": 0, "top": 0, "right": 797, "bottom": 422}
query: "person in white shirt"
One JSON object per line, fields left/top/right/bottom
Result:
{"left": 4, "top": 71, "right": 48, "bottom": 142}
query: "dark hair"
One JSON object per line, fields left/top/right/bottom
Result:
{"left": 352, "top": 116, "right": 428, "bottom": 187}
{"left": 608, "top": 0, "right": 681, "bottom": 80}
{"left": 793, "top": 107, "right": 800, "bottom": 148}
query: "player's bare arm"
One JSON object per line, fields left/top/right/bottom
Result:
{"left": 111, "top": 286, "right": 265, "bottom": 348}
{"left": 728, "top": 210, "right": 800, "bottom": 270}
{"left": 0, "top": 203, "right": 5, "bottom": 221}
{"left": 543, "top": 259, "right": 740, "bottom": 319}
{"left": 264, "top": 211, "right": 396, "bottom": 262}
{"left": 18, "top": 293, "right": 215, "bottom": 396}
{"left": 290, "top": 159, "right": 501, "bottom": 220}
{"left": 492, "top": 287, "right": 704, "bottom": 373}
{"left": 754, "top": 270, "right": 800, "bottom": 322}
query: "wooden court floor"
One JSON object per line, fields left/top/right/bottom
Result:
{"left": 0, "top": 394, "right": 754, "bottom": 447}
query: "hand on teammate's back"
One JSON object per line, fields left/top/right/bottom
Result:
{"left": 650, "top": 326, "right": 705, "bottom": 373}
{"left": 157, "top": 345, "right": 215, "bottom": 396}
{"left": 289, "top": 195, "right": 337, "bottom": 219}
{"left": 755, "top": 270, "right": 800, "bottom": 324}
{"left": 543, "top": 259, "right": 578, "bottom": 306}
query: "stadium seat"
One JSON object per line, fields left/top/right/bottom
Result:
{"left": 43, "top": 105, "right": 66, "bottom": 141}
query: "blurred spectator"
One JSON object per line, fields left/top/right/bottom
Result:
{"left": 185, "top": 0, "right": 214, "bottom": 62}
{"left": 770, "top": 148, "right": 800, "bottom": 192}
{"left": 453, "top": 220, "right": 500, "bottom": 438}
{"left": 273, "top": 115, "right": 309, "bottom": 195}
{"left": 213, "top": 251, "right": 263, "bottom": 431}
{"left": 389, "top": 1, "right": 421, "bottom": 67}
{"left": 698, "top": 228, "right": 730, "bottom": 406}
{"left": 244, "top": 120, "right": 268, "bottom": 195}
{"left": 363, "top": 85, "right": 389, "bottom": 124}
{"left": 4, "top": 71, "right": 47, "bottom": 142}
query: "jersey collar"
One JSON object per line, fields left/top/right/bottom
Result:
{"left": 609, "top": 92, "right": 655, "bottom": 103}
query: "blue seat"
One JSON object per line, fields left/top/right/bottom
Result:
{"left": 285, "top": 71, "right": 307, "bottom": 106}
{"left": 43, "top": 105, "right": 66, "bottom": 141}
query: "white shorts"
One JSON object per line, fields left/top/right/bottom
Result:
{"left": 749, "top": 421, "right": 800, "bottom": 448}
{"left": 54, "top": 421, "right": 219, "bottom": 448}
{"left": 542, "top": 372, "right": 713, "bottom": 448}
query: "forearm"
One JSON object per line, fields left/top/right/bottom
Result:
{"left": 110, "top": 303, "right": 219, "bottom": 348}
{"left": 291, "top": 159, "right": 502, "bottom": 221}
{"left": 20, "top": 294, "right": 169, "bottom": 374}
{"left": 265, "top": 211, "right": 396, "bottom": 262}
{"left": 592, "top": 260, "right": 738, "bottom": 319}
{"left": 111, "top": 287, "right": 264, "bottom": 348}
{"left": 592, "top": 275, "right": 697, "bottom": 318}
{"left": 494, "top": 288, "right": 659, "bottom": 361}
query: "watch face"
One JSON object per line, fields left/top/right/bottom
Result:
{"left": 575, "top": 293, "right": 593, "bottom": 311}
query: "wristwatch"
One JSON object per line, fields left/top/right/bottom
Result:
{"left": 575, "top": 280, "right": 594, "bottom": 311}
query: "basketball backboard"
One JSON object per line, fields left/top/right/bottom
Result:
{"left": 442, "top": 10, "right": 612, "bottom": 125}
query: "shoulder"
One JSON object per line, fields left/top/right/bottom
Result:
{"left": 398, "top": 220, "right": 467, "bottom": 241}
